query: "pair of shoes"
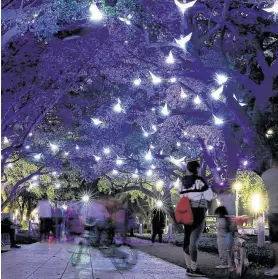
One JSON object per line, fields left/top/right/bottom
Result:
{"left": 215, "top": 264, "right": 229, "bottom": 269}
{"left": 11, "top": 245, "right": 21, "bottom": 248}
{"left": 264, "top": 266, "right": 278, "bottom": 277}
{"left": 186, "top": 268, "right": 206, "bottom": 277}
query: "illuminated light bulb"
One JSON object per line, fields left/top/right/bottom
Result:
{"left": 193, "top": 95, "right": 201, "bottom": 105}
{"left": 149, "top": 71, "right": 162, "bottom": 84}
{"left": 180, "top": 88, "right": 187, "bottom": 99}
{"left": 146, "top": 169, "right": 153, "bottom": 176}
{"left": 50, "top": 143, "right": 59, "bottom": 152}
{"left": 119, "top": 17, "right": 131, "bottom": 25}
{"left": 217, "top": 167, "right": 221, "bottom": 171}
{"left": 169, "top": 156, "right": 186, "bottom": 167}
{"left": 52, "top": 171, "right": 57, "bottom": 176}
{"left": 94, "top": 155, "right": 101, "bottom": 162}
{"left": 243, "top": 160, "right": 248, "bottom": 166}
{"left": 213, "top": 115, "right": 224, "bottom": 125}
{"left": 152, "top": 125, "right": 157, "bottom": 132}
{"left": 116, "top": 157, "right": 124, "bottom": 166}
{"left": 82, "top": 195, "right": 90, "bottom": 203}
{"left": 156, "top": 200, "right": 163, "bottom": 208}
{"left": 112, "top": 169, "right": 119, "bottom": 175}
{"left": 150, "top": 144, "right": 155, "bottom": 149}
{"left": 215, "top": 73, "right": 228, "bottom": 85}
{"left": 169, "top": 77, "right": 177, "bottom": 83}
{"left": 32, "top": 175, "right": 38, "bottom": 181}
{"left": 174, "top": 177, "right": 181, "bottom": 189}
{"left": 65, "top": 152, "right": 69, "bottom": 156}
{"left": 92, "top": 118, "right": 103, "bottom": 126}
{"left": 155, "top": 180, "right": 164, "bottom": 190}
{"left": 145, "top": 149, "right": 153, "bottom": 161}
{"left": 25, "top": 145, "right": 30, "bottom": 150}
{"left": 175, "top": 33, "right": 192, "bottom": 49}
{"left": 263, "top": 1, "right": 278, "bottom": 13}
{"left": 133, "top": 78, "right": 141, "bottom": 86}
{"left": 177, "top": 142, "right": 181, "bottom": 147}
{"left": 75, "top": 145, "right": 80, "bottom": 150}
{"left": 3, "top": 137, "right": 9, "bottom": 144}
{"left": 103, "top": 147, "right": 111, "bottom": 154}
{"left": 211, "top": 85, "right": 224, "bottom": 100}
{"left": 174, "top": 0, "right": 197, "bottom": 14}
{"left": 34, "top": 154, "right": 41, "bottom": 160}
{"left": 161, "top": 103, "right": 170, "bottom": 116}
{"left": 132, "top": 169, "right": 139, "bottom": 178}
{"left": 166, "top": 51, "right": 175, "bottom": 64}
{"left": 55, "top": 183, "right": 61, "bottom": 189}
{"left": 150, "top": 164, "right": 156, "bottom": 170}
{"left": 89, "top": 2, "right": 103, "bottom": 21}
{"left": 208, "top": 145, "right": 214, "bottom": 150}
{"left": 113, "top": 98, "right": 123, "bottom": 113}
{"left": 142, "top": 127, "right": 149, "bottom": 137}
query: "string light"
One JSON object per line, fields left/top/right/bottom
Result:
{"left": 263, "top": 1, "right": 278, "bottom": 13}
{"left": 217, "top": 167, "right": 221, "bottom": 171}
{"left": 103, "top": 147, "right": 111, "bottom": 154}
{"left": 213, "top": 115, "right": 224, "bottom": 125}
{"left": 174, "top": 0, "right": 197, "bottom": 14}
{"left": 3, "top": 137, "right": 9, "bottom": 144}
{"left": 175, "top": 33, "right": 192, "bottom": 49}
{"left": 211, "top": 86, "right": 224, "bottom": 100}
{"left": 145, "top": 149, "right": 153, "bottom": 161}
{"left": 149, "top": 71, "right": 162, "bottom": 84}
{"left": 94, "top": 155, "right": 101, "bottom": 162}
{"left": 91, "top": 118, "right": 103, "bottom": 126}
{"left": 119, "top": 17, "right": 131, "bottom": 25}
{"left": 193, "top": 95, "right": 201, "bottom": 105}
{"left": 150, "top": 144, "right": 155, "bottom": 149}
{"left": 151, "top": 108, "right": 156, "bottom": 112}
{"left": 50, "top": 143, "right": 59, "bottom": 152}
{"left": 166, "top": 51, "right": 175, "bottom": 64}
{"left": 65, "top": 152, "right": 69, "bottom": 156}
{"left": 89, "top": 2, "right": 103, "bottom": 21}
{"left": 113, "top": 98, "right": 123, "bottom": 113}
{"left": 169, "top": 77, "right": 177, "bottom": 83}
{"left": 34, "top": 154, "right": 41, "bottom": 160}
{"left": 161, "top": 103, "right": 170, "bottom": 116}
{"left": 180, "top": 88, "right": 187, "bottom": 99}
{"left": 28, "top": 133, "right": 33, "bottom": 137}
{"left": 215, "top": 73, "right": 228, "bottom": 85}
{"left": 133, "top": 78, "right": 141, "bottom": 86}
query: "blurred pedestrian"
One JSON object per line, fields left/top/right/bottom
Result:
{"left": 38, "top": 196, "right": 52, "bottom": 242}
{"left": 52, "top": 202, "right": 63, "bottom": 241}
{"left": 151, "top": 208, "right": 165, "bottom": 243}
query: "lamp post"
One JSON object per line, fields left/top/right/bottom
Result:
{"left": 252, "top": 194, "right": 265, "bottom": 247}
{"left": 234, "top": 183, "right": 241, "bottom": 217}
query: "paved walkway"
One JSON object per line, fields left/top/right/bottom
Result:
{"left": 1, "top": 241, "right": 209, "bottom": 279}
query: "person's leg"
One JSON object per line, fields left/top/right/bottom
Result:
{"left": 183, "top": 225, "right": 192, "bottom": 269}
{"left": 152, "top": 226, "right": 157, "bottom": 243}
{"left": 158, "top": 229, "right": 162, "bottom": 243}
{"left": 216, "top": 236, "right": 228, "bottom": 267}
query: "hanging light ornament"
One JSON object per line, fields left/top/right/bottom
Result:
{"left": 132, "top": 169, "right": 139, "bottom": 178}
{"left": 146, "top": 169, "right": 153, "bottom": 176}
{"left": 166, "top": 51, "right": 175, "bottom": 64}
{"left": 193, "top": 95, "right": 201, "bottom": 105}
{"left": 3, "top": 137, "right": 9, "bottom": 144}
{"left": 118, "top": 15, "right": 132, "bottom": 25}
{"left": 150, "top": 164, "right": 156, "bottom": 170}
{"left": 142, "top": 127, "right": 149, "bottom": 137}
{"left": 169, "top": 77, "right": 177, "bottom": 83}
{"left": 91, "top": 118, "right": 103, "bottom": 126}
{"left": 180, "top": 88, "right": 187, "bottom": 99}
{"left": 174, "top": 177, "right": 181, "bottom": 189}
{"left": 113, "top": 98, "right": 123, "bottom": 113}
{"left": 152, "top": 124, "right": 157, "bottom": 132}
{"left": 211, "top": 86, "right": 224, "bottom": 100}
{"left": 149, "top": 71, "right": 162, "bottom": 84}
{"left": 213, "top": 115, "right": 224, "bottom": 125}
{"left": 34, "top": 154, "right": 41, "bottom": 160}
{"left": 116, "top": 157, "right": 124, "bottom": 166}
{"left": 103, "top": 147, "right": 111, "bottom": 154}
{"left": 175, "top": 33, "right": 192, "bottom": 49}
{"left": 50, "top": 143, "right": 59, "bottom": 152}
{"left": 94, "top": 155, "right": 101, "bottom": 162}
{"left": 169, "top": 156, "right": 186, "bottom": 167}
{"left": 112, "top": 169, "right": 119, "bottom": 175}
{"left": 263, "top": 1, "right": 278, "bottom": 13}
{"left": 145, "top": 149, "right": 153, "bottom": 161}
{"left": 75, "top": 145, "right": 80, "bottom": 150}
{"left": 215, "top": 73, "right": 228, "bottom": 85}
{"left": 133, "top": 78, "right": 141, "bottom": 86}
{"left": 174, "top": 0, "right": 197, "bottom": 14}
{"left": 150, "top": 144, "right": 155, "bottom": 149}
{"left": 161, "top": 103, "right": 170, "bottom": 116}
{"left": 89, "top": 2, "right": 103, "bottom": 21}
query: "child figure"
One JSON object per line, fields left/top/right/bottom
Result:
{"left": 215, "top": 206, "right": 234, "bottom": 269}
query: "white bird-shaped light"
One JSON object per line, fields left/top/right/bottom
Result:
{"left": 146, "top": 169, "right": 153, "bottom": 176}
{"left": 92, "top": 118, "right": 103, "bottom": 126}
{"left": 142, "top": 127, "right": 149, "bottom": 137}
{"left": 150, "top": 144, "right": 155, "bottom": 149}
{"left": 161, "top": 103, "right": 170, "bottom": 116}
{"left": 89, "top": 2, "right": 103, "bottom": 21}
{"left": 263, "top": 1, "right": 278, "bottom": 13}
{"left": 180, "top": 88, "right": 187, "bottom": 99}
{"left": 194, "top": 95, "right": 201, "bottom": 105}
{"left": 145, "top": 149, "right": 153, "bottom": 161}
{"left": 175, "top": 33, "right": 192, "bottom": 49}
{"left": 34, "top": 154, "right": 41, "bottom": 160}
{"left": 169, "top": 155, "right": 186, "bottom": 167}
{"left": 116, "top": 157, "right": 124, "bottom": 165}
{"left": 211, "top": 85, "right": 224, "bottom": 100}
{"left": 174, "top": 177, "right": 181, "bottom": 189}
{"left": 174, "top": 0, "right": 197, "bottom": 14}
{"left": 94, "top": 155, "right": 101, "bottom": 162}
{"left": 213, "top": 115, "right": 224, "bottom": 125}
{"left": 119, "top": 17, "right": 131, "bottom": 25}
{"left": 113, "top": 98, "right": 123, "bottom": 113}
{"left": 169, "top": 77, "right": 177, "bottom": 83}
{"left": 152, "top": 124, "right": 157, "bottom": 132}
{"left": 166, "top": 51, "right": 175, "bottom": 64}
{"left": 50, "top": 143, "right": 59, "bottom": 152}
{"left": 112, "top": 169, "right": 119, "bottom": 175}
{"left": 160, "top": 150, "right": 164, "bottom": 155}
{"left": 215, "top": 73, "right": 228, "bottom": 85}
{"left": 233, "top": 94, "right": 247, "bottom": 106}
{"left": 3, "top": 137, "right": 9, "bottom": 144}
{"left": 132, "top": 169, "right": 139, "bottom": 178}
{"left": 149, "top": 71, "right": 162, "bottom": 84}
{"left": 133, "top": 78, "right": 141, "bottom": 86}
{"left": 103, "top": 147, "right": 111, "bottom": 155}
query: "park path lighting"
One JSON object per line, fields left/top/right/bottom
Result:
{"left": 82, "top": 194, "right": 90, "bottom": 203}
{"left": 156, "top": 200, "right": 163, "bottom": 208}
{"left": 234, "top": 182, "right": 242, "bottom": 216}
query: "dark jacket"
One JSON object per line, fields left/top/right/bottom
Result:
{"left": 152, "top": 209, "right": 165, "bottom": 229}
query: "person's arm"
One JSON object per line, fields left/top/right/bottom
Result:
{"left": 180, "top": 177, "right": 209, "bottom": 194}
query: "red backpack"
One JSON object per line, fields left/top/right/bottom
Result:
{"left": 175, "top": 196, "right": 193, "bottom": 225}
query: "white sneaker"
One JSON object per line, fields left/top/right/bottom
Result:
{"left": 215, "top": 265, "right": 229, "bottom": 269}
{"left": 264, "top": 266, "right": 278, "bottom": 277}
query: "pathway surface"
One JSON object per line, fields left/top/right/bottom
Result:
{"left": 1, "top": 241, "right": 208, "bottom": 279}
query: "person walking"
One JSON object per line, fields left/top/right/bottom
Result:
{"left": 52, "top": 202, "right": 63, "bottom": 241}
{"left": 262, "top": 153, "right": 278, "bottom": 277}
{"left": 151, "top": 208, "right": 165, "bottom": 243}
{"left": 1, "top": 217, "right": 21, "bottom": 248}
{"left": 180, "top": 160, "right": 213, "bottom": 277}
{"left": 38, "top": 196, "right": 52, "bottom": 242}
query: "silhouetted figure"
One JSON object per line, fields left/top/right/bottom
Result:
{"left": 1, "top": 218, "right": 21, "bottom": 248}
{"left": 151, "top": 208, "right": 165, "bottom": 243}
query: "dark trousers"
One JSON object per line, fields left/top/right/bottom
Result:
{"left": 40, "top": 218, "right": 52, "bottom": 240}
{"left": 152, "top": 226, "right": 163, "bottom": 243}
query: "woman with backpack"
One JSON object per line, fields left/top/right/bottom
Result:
{"left": 179, "top": 161, "right": 213, "bottom": 277}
